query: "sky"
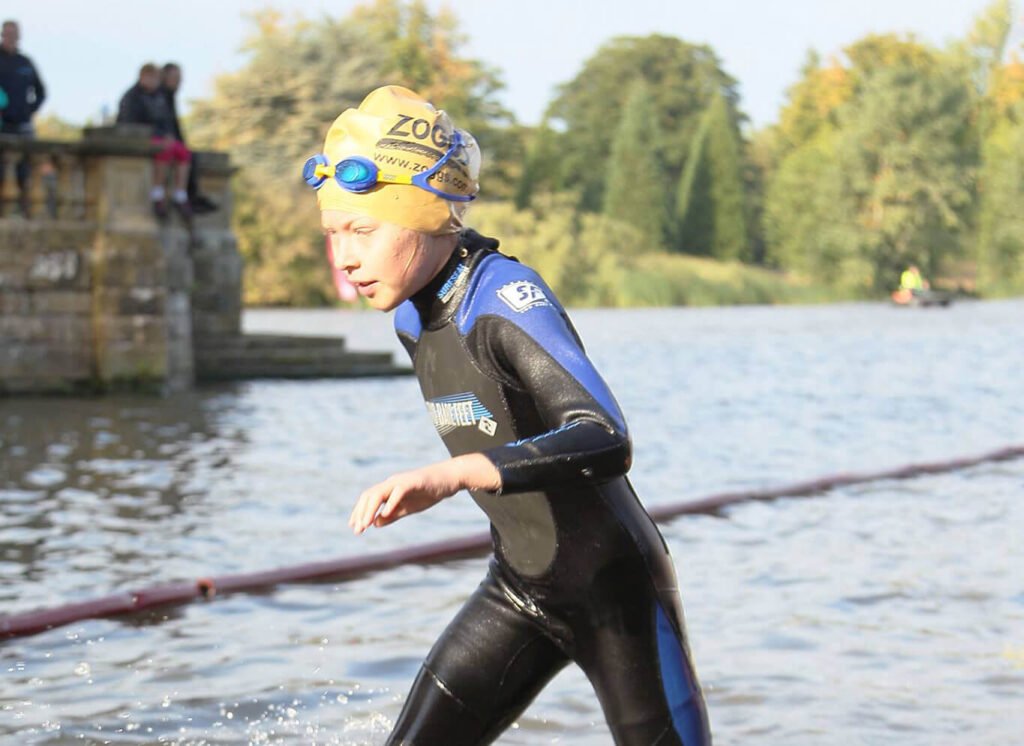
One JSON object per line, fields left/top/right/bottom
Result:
{"left": 3, "top": 0, "right": 1023, "bottom": 131}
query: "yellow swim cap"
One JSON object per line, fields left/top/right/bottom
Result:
{"left": 312, "top": 85, "right": 481, "bottom": 235}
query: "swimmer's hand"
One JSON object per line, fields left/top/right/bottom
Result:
{"left": 349, "top": 454, "right": 501, "bottom": 534}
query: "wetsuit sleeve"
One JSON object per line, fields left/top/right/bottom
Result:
{"left": 464, "top": 268, "right": 631, "bottom": 494}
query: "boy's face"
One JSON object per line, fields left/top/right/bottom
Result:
{"left": 162, "top": 68, "right": 181, "bottom": 92}
{"left": 321, "top": 210, "right": 447, "bottom": 311}
{"left": 140, "top": 71, "right": 159, "bottom": 92}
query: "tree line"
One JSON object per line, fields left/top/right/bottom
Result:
{"left": 187, "top": 0, "right": 1024, "bottom": 306}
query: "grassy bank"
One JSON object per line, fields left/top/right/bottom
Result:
{"left": 468, "top": 199, "right": 840, "bottom": 308}
{"left": 613, "top": 253, "right": 833, "bottom": 307}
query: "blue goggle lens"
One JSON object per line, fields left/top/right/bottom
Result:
{"left": 302, "top": 154, "right": 329, "bottom": 188}
{"left": 335, "top": 158, "right": 378, "bottom": 192}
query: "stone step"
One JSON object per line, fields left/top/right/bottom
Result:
{"left": 197, "top": 359, "right": 409, "bottom": 381}
{"left": 194, "top": 334, "right": 410, "bottom": 381}
{"left": 195, "top": 333, "right": 347, "bottom": 352}
{"left": 194, "top": 346, "right": 390, "bottom": 365}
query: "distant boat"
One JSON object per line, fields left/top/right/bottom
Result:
{"left": 890, "top": 288, "right": 953, "bottom": 307}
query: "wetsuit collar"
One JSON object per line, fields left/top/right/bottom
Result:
{"left": 411, "top": 228, "right": 500, "bottom": 327}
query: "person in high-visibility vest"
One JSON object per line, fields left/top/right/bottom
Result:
{"left": 900, "top": 265, "right": 929, "bottom": 294}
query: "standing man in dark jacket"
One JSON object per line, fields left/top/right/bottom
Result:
{"left": 0, "top": 19, "right": 46, "bottom": 217}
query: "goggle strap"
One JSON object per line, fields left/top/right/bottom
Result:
{"left": 302, "top": 132, "right": 477, "bottom": 201}
{"left": 377, "top": 172, "right": 414, "bottom": 186}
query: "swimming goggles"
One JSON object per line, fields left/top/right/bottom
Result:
{"left": 302, "top": 130, "right": 475, "bottom": 202}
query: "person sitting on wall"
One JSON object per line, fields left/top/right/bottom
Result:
{"left": 117, "top": 62, "right": 191, "bottom": 223}
{"left": 160, "top": 62, "right": 218, "bottom": 215}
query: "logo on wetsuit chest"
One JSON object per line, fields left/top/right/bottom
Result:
{"left": 426, "top": 392, "right": 498, "bottom": 437}
{"left": 497, "top": 280, "right": 550, "bottom": 312}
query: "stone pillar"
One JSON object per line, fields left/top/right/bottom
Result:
{"left": 1, "top": 129, "right": 260, "bottom": 394}
{"left": 190, "top": 151, "right": 242, "bottom": 346}
{"left": 83, "top": 126, "right": 194, "bottom": 392}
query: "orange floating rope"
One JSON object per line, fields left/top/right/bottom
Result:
{"left": 3, "top": 445, "right": 1022, "bottom": 641}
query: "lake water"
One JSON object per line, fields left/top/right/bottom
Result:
{"left": 2, "top": 299, "right": 1023, "bottom": 744}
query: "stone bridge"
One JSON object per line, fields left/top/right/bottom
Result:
{"left": 0, "top": 126, "right": 407, "bottom": 394}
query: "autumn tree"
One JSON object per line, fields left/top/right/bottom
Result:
{"left": 187, "top": 1, "right": 509, "bottom": 305}
{"left": 348, "top": 0, "right": 518, "bottom": 198}
{"left": 775, "top": 50, "right": 853, "bottom": 153}
{"left": 189, "top": 11, "right": 380, "bottom": 176}
{"left": 763, "top": 30, "right": 984, "bottom": 291}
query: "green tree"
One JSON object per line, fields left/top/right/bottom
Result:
{"left": 514, "top": 120, "right": 561, "bottom": 210}
{"left": 844, "top": 33, "right": 938, "bottom": 81}
{"left": 744, "top": 127, "right": 777, "bottom": 265}
{"left": 232, "top": 174, "right": 333, "bottom": 306}
{"left": 837, "top": 62, "right": 974, "bottom": 288}
{"left": 469, "top": 193, "right": 645, "bottom": 307}
{"left": 947, "top": 0, "right": 1013, "bottom": 102}
{"left": 977, "top": 101, "right": 1024, "bottom": 294}
{"left": 601, "top": 82, "right": 671, "bottom": 249}
{"left": 763, "top": 127, "right": 867, "bottom": 287}
{"left": 675, "top": 91, "right": 750, "bottom": 260}
{"left": 546, "top": 34, "right": 743, "bottom": 213}
{"left": 763, "top": 31, "right": 982, "bottom": 292}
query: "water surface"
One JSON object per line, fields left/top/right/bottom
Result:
{"left": 2, "top": 299, "right": 1023, "bottom": 744}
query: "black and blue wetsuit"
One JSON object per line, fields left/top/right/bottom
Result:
{"left": 388, "top": 229, "right": 711, "bottom": 745}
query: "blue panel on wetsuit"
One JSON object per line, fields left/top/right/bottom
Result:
{"left": 656, "top": 602, "right": 703, "bottom": 745}
{"left": 394, "top": 299, "right": 423, "bottom": 342}
{"left": 456, "top": 254, "right": 626, "bottom": 432}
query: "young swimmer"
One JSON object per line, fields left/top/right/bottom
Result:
{"left": 304, "top": 85, "right": 711, "bottom": 746}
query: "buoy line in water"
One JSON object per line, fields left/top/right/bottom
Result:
{"left": 3, "top": 444, "right": 1022, "bottom": 641}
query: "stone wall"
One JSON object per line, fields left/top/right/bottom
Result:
{"left": 0, "top": 222, "right": 95, "bottom": 393}
{"left": 188, "top": 152, "right": 242, "bottom": 346}
{"left": 0, "top": 127, "right": 241, "bottom": 394}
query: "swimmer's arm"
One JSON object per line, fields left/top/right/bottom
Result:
{"left": 473, "top": 303, "right": 631, "bottom": 495}
{"left": 349, "top": 453, "right": 500, "bottom": 534}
